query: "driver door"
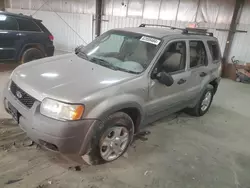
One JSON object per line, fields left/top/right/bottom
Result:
{"left": 145, "top": 40, "right": 192, "bottom": 121}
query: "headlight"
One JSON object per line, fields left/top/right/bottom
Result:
{"left": 40, "top": 98, "right": 84, "bottom": 121}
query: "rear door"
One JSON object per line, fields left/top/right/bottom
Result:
{"left": 0, "top": 14, "right": 20, "bottom": 60}
{"left": 15, "top": 18, "right": 45, "bottom": 57}
{"left": 188, "top": 40, "right": 209, "bottom": 95}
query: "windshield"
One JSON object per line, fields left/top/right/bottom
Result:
{"left": 77, "top": 30, "right": 161, "bottom": 74}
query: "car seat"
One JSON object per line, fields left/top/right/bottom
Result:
{"left": 162, "top": 53, "right": 182, "bottom": 73}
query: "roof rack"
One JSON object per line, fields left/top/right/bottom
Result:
{"left": 139, "top": 23, "right": 185, "bottom": 32}
{"left": 139, "top": 23, "right": 213, "bottom": 37}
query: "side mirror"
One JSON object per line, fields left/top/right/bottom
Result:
{"left": 75, "top": 45, "right": 85, "bottom": 53}
{"left": 156, "top": 72, "right": 174, "bottom": 86}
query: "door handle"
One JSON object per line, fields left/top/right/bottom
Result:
{"left": 177, "top": 79, "right": 186, "bottom": 85}
{"left": 200, "top": 72, "right": 207, "bottom": 77}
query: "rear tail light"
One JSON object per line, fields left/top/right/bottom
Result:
{"left": 49, "top": 35, "right": 54, "bottom": 41}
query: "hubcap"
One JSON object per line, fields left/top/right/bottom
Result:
{"left": 201, "top": 91, "right": 212, "bottom": 111}
{"left": 100, "top": 127, "right": 129, "bottom": 161}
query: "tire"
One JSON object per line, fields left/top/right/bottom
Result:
{"left": 20, "top": 48, "right": 44, "bottom": 64}
{"left": 187, "top": 84, "right": 214, "bottom": 117}
{"left": 82, "top": 112, "right": 134, "bottom": 165}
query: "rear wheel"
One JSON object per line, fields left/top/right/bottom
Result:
{"left": 20, "top": 48, "right": 44, "bottom": 64}
{"left": 186, "top": 84, "right": 214, "bottom": 116}
{"left": 82, "top": 112, "right": 134, "bottom": 165}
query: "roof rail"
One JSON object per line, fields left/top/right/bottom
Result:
{"left": 139, "top": 23, "right": 175, "bottom": 30}
{"left": 139, "top": 23, "right": 213, "bottom": 36}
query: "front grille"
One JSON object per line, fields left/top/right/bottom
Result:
{"left": 10, "top": 81, "right": 36, "bottom": 109}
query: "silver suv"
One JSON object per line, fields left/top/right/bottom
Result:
{"left": 3, "top": 24, "right": 221, "bottom": 164}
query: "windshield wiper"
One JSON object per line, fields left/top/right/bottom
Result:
{"left": 90, "top": 57, "right": 140, "bottom": 74}
{"left": 114, "top": 67, "right": 140, "bottom": 74}
{"left": 89, "top": 57, "right": 117, "bottom": 70}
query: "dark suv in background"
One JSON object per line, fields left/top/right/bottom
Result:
{"left": 0, "top": 11, "right": 54, "bottom": 64}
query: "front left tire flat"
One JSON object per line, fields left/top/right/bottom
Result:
{"left": 82, "top": 112, "right": 134, "bottom": 165}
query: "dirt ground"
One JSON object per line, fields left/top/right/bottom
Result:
{"left": 0, "top": 71, "right": 250, "bottom": 188}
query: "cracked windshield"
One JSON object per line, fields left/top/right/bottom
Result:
{"left": 0, "top": 0, "right": 250, "bottom": 188}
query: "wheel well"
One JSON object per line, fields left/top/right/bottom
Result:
{"left": 19, "top": 44, "right": 45, "bottom": 59}
{"left": 209, "top": 79, "right": 218, "bottom": 93}
{"left": 120, "top": 108, "right": 141, "bottom": 133}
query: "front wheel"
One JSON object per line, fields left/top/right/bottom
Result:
{"left": 187, "top": 84, "right": 214, "bottom": 116}
{"left": 82, "top": 112, "right": 134, "bottom": 165}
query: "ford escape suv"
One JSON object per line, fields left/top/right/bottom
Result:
{"left": 3, "top": 24, "right": 221, "bottom": 165}
{"left": 0, "top": 11, "right": 54, "bottom": 63}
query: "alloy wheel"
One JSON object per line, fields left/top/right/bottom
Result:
{"left": 99, "top": 126, "right": 130, "bottom": 161}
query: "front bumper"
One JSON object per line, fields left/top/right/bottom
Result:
{"left": 3, "top": 85, "right": 100, "bottom": 155}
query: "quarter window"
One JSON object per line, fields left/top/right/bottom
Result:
{"left": 156, "top": 41, "right": 186, "bottom": 74}
{"left": 0, "top": 15, "right": 18, "bottom": 31}
{"left": 16, "top": 18, "right": 41, "bottom": 32}
{"left": 189, "top": 41, "right": 207, "bottom": 68}
{"left": 207, "top": 41, "right": 221, "bottom": 62}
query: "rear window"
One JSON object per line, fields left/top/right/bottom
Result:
{"left": 35, "top": 21, "right": 50, "bottom": 33}
{"left": 0, "top": 15, "right": 18, "bottom": 31}
{"left": 207, "top": 41, "right": 221, "bottom": 62}
{"left": 16, "top": 18, "right": 41, "bottom": 32}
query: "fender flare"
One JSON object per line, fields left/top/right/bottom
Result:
{"left": 79, "top": 96, "right": 145, "bottom": 156}
{"left": 86, "top": 98, "right": 145, "bottom": 123}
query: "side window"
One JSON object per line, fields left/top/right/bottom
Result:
{"left": 0, "top": 15, "right": 18, "bottom": 31}
{"left": 156, "top": 41, "right": 186, "bottom": 74}
{"left": 207, "top": 41, "right": 221, "bottom": 62}
{"left": 16, "top": 18, "right": 41, "bottom": 32}
{"left": 189, "top": 41, "right": 207, "bottom": 68}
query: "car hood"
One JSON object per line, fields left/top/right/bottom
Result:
{"left": 11, "top": 54, "right": 136, "bottom": 102}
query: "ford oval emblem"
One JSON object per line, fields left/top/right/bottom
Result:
{"left": 16, "top": 91, "right": 22, "bottom": 99}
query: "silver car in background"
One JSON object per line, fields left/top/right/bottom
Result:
{"left": 3, "top": 24, "right": 221, "bottom": 164}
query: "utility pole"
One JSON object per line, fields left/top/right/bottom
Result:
{"left": 95, "top": 0, "right": 103, "bottom": 37}
{"left": 0, "top": 0, "right": 5, "bottom": 11}
{"left": 223, "top": 0, "right": 244, "bottom": 63}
